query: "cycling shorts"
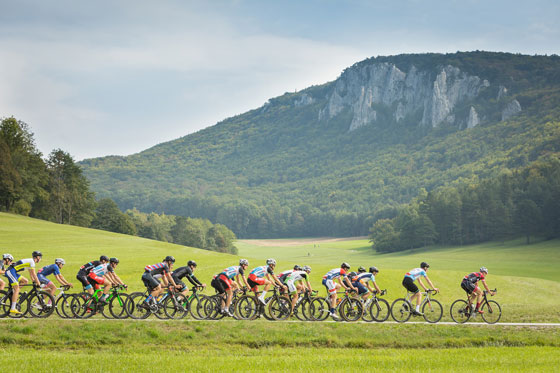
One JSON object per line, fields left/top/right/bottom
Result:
{"left": 402, "top": 276, "right": 419, "bottom": 294}
{"left": 37, "top": 273, "right": 52, "bottom": 285}
{"left": 353, "top": 281, "right": 368, "bottom": 295}
{"left": 322, "top": 278, "right": 337, "bottom": 294}
{"left": 247, "top": 273, "right": 265, "bottom": 292}
{"left": 4, "top": 267, "right": 21, "bottom": 285}
{"left": 76, "top": 270, "right": 91, "bottom": 289}
{"left": 286, "top": 279, "right": 299, "bottom": 294}
{"left": 461, "top": 279, "right": 477, "bottom": 294}
{"left": 142, "top": 272, "right": 160, "bottom": 291}
{"left": 211, "top": 276, "right": 230, "bottom": 294}
{"left": 88, "top": 272, "right": 105, "bottom": 285}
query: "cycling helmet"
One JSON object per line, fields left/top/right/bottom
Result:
{"left": 188, "top": 260, "right": 197, "bottom": 267}
{"left": 32, "top": 250, "right": 42, "bottom": 258}
{"left": 293, "top": 264, "right": 302, "bottom": 271}
{"left": 357, "top": 266, "right": 366, "bottom": 273}
{"left": 239, "top": 259, "right": 249, "bottom": 266}
{"left": 348, "top": 271, "right": 357, "bottom": 278}
{"left": 164, "top": 256, "right": 175, "bottom": 263}
{"left": 341, "top": 262, "right": 350, "bottom": 270}
{"left": 3, "top": 253, "right": 14, "bottom": 261}
{"left": 266, "top": 258, "right": 276, "bottom": 266}
{"left": 110, "top": 257, "right": 119, "bottom": 264}
{"left": 480, "top": 266, "right": 488, "bottom": 274}
{"left": 302, "top": 265, "right": 311, "bottom": 273}
{"left": 100, "top": 255, "right": 109, "bottom": 262}
{"left": 369, "top": 266, "right": 379, "bottom": 273}
{"left": 55, "top": 258, "right": 65, "bottom": 265}
{"left": 420, "top": 262, "right": 430, "bottom": 269}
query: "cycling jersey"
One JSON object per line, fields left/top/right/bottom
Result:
{"left": 79, "top": 260, "right": 101, "bottom": 273}
{"left": 11, "top": 258, "right": 35, "bottom": 272}
{"left": 219, "top": 266, "right": 245, "bottom": 280}
{"left": 144, "top": 262, "right": 170, "bottom": 276}
{"left": 250, "top": 266, "right": 274, "bottom": 278}
{"left": 91, "top": 263, "right": 114, "bottom": 277}
{"left": 323, "top": 268, "right": 347, "bottom": 280}
{"left": 355, "top": 272, "right": 375, "bottom": 284}
{"left": 286, "top": 270, "right": 308, "bottom": 283}
{"left": 404, "top": 268, "right": 427, "bottom": 281}
{"left": 39, "top": 264, "right": 61, "bottom": 277}
{"left": 464, "top": 272, "right": 485, "bottom": 283}
{"left": 172, "top": 266, "right": 202, "bottom": 286}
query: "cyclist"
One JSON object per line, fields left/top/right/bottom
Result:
{"left": 248, "top": 258, "right": 286, "bottom": 304}
{"left": 461, "top": 267, "right": 496, "bottom": 314}
{"left": 142, "top": 256, "right": 178, "bottom": 306}
{"left": 277, "top": 264, "right": 301, "bottom": 292}
{"left": 402, "top": 262, "right": 439, "bottom": 316}
{"left": 1, "top": 253, "right": 15, "bottom": 290}
{"left": 4, "top": 251, "right": 43, "bottom": 315}
{"left": 76, "top": 255, "right": 109, "bottom": 295}
{"left": 352, "top": 266, "right": 381, "bottom": 301}
{"left": 285, "top": 265, "right": 313, "bottom": 314}
{"left": 89, "top": 257, "right": 125, "bottom": 303}
{"left": 211, "top": 259, "right": 251, "bottom": 316}
{"left": 172, "top": 260, "right": 206, "bottom": 297}
{"left": 322, "top": 263, "right": 358, "bottom": 319}
{"left": 37, "top": 258, "right": 73, "bottom": 297}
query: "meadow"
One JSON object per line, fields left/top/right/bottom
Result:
{"left": 1, "top": 212, "right": 559, "bottom": 371}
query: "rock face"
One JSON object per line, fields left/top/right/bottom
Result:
{"left": 319, "top": 62, "right": 491, "bottom": 131}
{"left": 502, "top": 99, "right": 522, "bottom": 121}
{"left": 466, "top": 106, "right": 480, "bottom": 129}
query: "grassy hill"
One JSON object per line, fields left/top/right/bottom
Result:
{"left": 2, "top": 212, "right": 559, "bottom": 322}
{"left": 79, "top": 52, "right": 560, "bottom": 238}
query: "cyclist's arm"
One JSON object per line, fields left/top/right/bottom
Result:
{"left": 110, "top": 272, "right": 125, "bottom": 286}
{"left": 54, "top": 274, "right": 71, "bottom": 287}
{"left": 237, "top": 274, "right": 250, "bottom": 289}
{"left": 372, "top": 281, "right": 381, "bottom": 294}
{"left": 423, "top": 276, "right": 438, "bottom": 292}
{"left": 481, "top": 279, "right": 494, "bottom": 294}
{"left": 417, "top": 277, "right": 428, "bottom": 291}
{"left": 165, "top": 272, "right": 178, "bottom": 288}
{"left": 268, "top": 273, "right": 283, "bottom": 287}
{"left": 305, "top": 279, "right": 312, "bottom": 292}
{"left": 186, "top": 273, "right": 204, "bottom": 287}
{"left": 28, "top": 268, "right": 40, "bottom": 286}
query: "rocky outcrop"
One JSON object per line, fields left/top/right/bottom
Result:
{"left": 466, "top": 106, "right": 480, "bottom": 129}
{"left": 294, "top": 94, "right": 314, "bottom": 107}
{"left": 319, "top": 62, "right": 490, "bottom": 131}
{"left": 502, "top": 99, "right": 522, "bottom": 121}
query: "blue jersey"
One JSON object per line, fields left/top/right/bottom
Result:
{"left": 405, "top": 268, "right": 427, "bottom": 281}
{"left": 91, "top": 263, "right": 113, "bottom": 276}
{"left": 220, "top": 266, "right": 245, "bottom": 279}
{"left": 250, "top": 266, "right": 273, "bottom": 278}
{"left": 38, "top": 264, "right": 61, "bottom": 277}
{"left": 355, "top": 272, "right": 375, "bottom": 284}
{"left": 323, "top": 268, "right": 347, "bottom": 280}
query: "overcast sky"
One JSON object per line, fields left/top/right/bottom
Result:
{"left": 1, "top": 0, "right": 559, "bottom": 160}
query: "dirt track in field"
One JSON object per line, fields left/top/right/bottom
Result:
{"left": 239, "top": 237, "right": 368, "bottom": 247}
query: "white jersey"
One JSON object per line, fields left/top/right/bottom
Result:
{"left": 286, "top": 270, "right": 308, "bottom": 282}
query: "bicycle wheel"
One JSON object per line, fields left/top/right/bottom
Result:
{"left": 268, "top": 296, "right": 291, "bottom": 321}
{"left": 0, "top": 290, "right": 10, "bottom": 318}
{"left": 55, "top": 295, "right": 72, "bottom": 318}
{"left": 71, "top": 292, "right": 96, "bottom": 319}
{"left": 109, "top": 293, "right": 130, "bottom": 319}
{"left": 235, "top": 295, "right": 259, "bottom": 320}
{"left": 450, "top": 299, "right": 471, "bottom": 324}
{"left": 422, "top": 298, "right": 443, "bottom": 323}
{"left": 209, "top": 296, "right": 226, "bottom": 320}
{"left": 189, "top": 294, "right": 210, "bottom": 320}
{"left": 481, "top": 300, "right": 502, "bottom": 324}
{"left": 309, "top": 297, "right": 330, "bottom": 321}
{"left": 294, "top": 298, "right": 309, "bottom": 321}
{"left": 163, "top": 294, "right": 187, "bottom": 319}
{"left": 370, "top": 298, "right": 390, "bottom": 322}
{"left": 127, "top": 292, "right": 151, "bottom": 319}
{"left": 339, "top": 298, "right": 363, "bottom": 322}
{"left": 391, "top": 298, "right": 412, "bottom": 323}
{"left": 28, "top": 292, "right": 55, "bottom": 318}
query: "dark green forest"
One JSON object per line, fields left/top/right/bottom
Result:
{"left": 80, "top": 52, "right": 560, "bottom": 239}
{"left": 0, "top": 117, "right": 237, "bottom": 254}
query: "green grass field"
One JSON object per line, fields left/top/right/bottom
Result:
{"left": 1, "top": 212, "right": 560, "bottom": 371}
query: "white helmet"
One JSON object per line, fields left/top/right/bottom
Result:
{"left": 302, "top": 265, "right": 311, "bottom": 273}
{"left": 239, "top": 259, "right": 249, "bottom": 266}
{"left": 55, "top": 258, "right": 66, "bottom": 265}
{"left": 480, "top": 266, "right": 488, "bottom": 274}
{"left": 266, "top": 258, "right": 276, "bottom": 266}
{"left": 3, "top": 253, "right": 14, "bottom": 261}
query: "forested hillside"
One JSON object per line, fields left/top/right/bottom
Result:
{"left": 80, "top": 52, "right": 560, "bottom": 238}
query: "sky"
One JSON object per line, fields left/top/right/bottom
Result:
{"left": 1, "top": 0, "right": 559, "bottom": 161}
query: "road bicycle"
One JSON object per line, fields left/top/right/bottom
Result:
{"left": 128, "top": 286, "right": 208, "bottom": 320}
{"left": 450, "top": 288, "right": 501, "bottom": 324}
{"left": 362, "top": 289, "right": 390, "bottom": 322}
{"left": 72, "top": 285, "right": 130, "bottom": 319}
{"left": 391, "top": 289, "right": 443, "bottom": 323}
{"left": 292, "top": 289, "right": 319, "bottom": 321}
{"left": 0, "top": 283, "right": 55, "bottom": 318}
{"left": 204, "top": 286, "right": 251, "bottom": 320}
{"left": 53, "top": 284, "right": 75, "bottom": 318}
{"left": 309, "top": 289, "right": 364, "bottom": 322}
{"left": 235, "top": 287, "right": 282, "bottom": 321}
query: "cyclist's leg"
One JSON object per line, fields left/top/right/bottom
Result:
{"left": 0, "top": 278, "right": 5, "bottom": 290}
{"left": 473, "top": 286, "right": 483, "bottom": 309}
{"left": 287, "top": 280, "right": 298, "bottom": 311}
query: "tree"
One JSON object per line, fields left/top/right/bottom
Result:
{"left": 91, "top": 198, "right": 136, "bottom": 235}
{"left": 369, "top": 219, "right": 399, "bottom": 253}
